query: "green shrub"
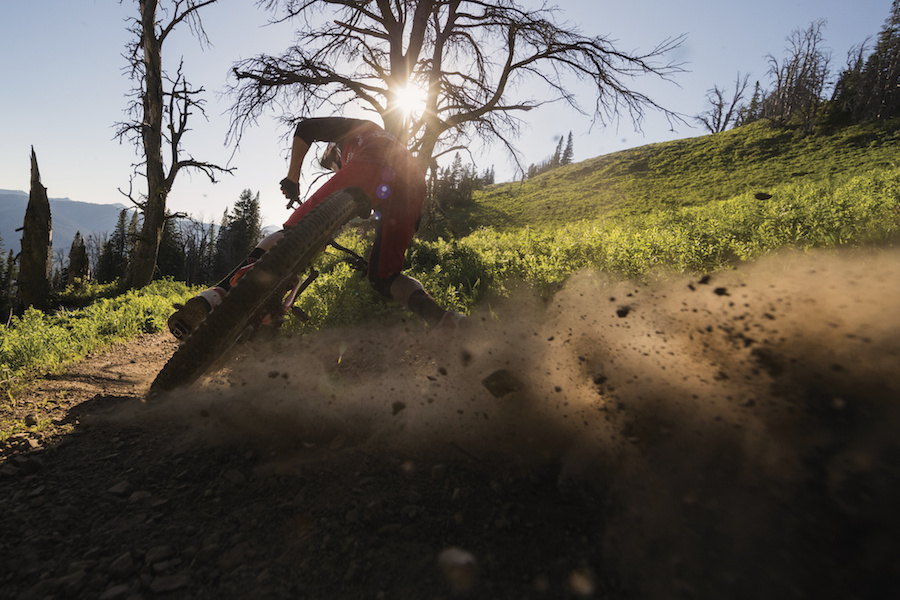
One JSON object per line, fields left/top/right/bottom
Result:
{"left": 0, "top": 279, "right": 196, "bottom": 386}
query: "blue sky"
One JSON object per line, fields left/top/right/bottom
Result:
{"left": 0, "top": 0, "right": 891, "bottom": 228}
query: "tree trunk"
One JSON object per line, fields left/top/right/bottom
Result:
{"left": 18, "top": 148, "right": 52, "bottom": 311}
{"left": 128, "top": 0, "right": 167, "bottom": 288}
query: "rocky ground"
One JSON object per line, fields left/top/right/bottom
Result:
{"left": 1, "top": 249, "right": 899, "bottom": 599}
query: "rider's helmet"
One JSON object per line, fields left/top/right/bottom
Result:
{"left": 320, "top": 142, "right": 343, "bottom": 172}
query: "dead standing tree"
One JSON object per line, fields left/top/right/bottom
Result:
{"left": 228, "top": 0, "right": 685, "bottom": 180}
{"left": 763, "top": 20, "right": 832, "bottom": 130}
{"left": 116, "top": 0, "right": 233, "bottom": 289}
{"left": 695, "top": 72, "right": 750, "bottom": 133}
{"left": 18, "top": 148, "right": 52, "bottom": 312}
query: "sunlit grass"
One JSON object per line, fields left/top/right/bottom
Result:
{"left": 2, "top": 119, "right": 898, "bottom": 381}
{"left": 284, "top": 163, "right": 899, "bottom": 331}
{"left": 0, "top": 279, "right": 196, "bottom": 390}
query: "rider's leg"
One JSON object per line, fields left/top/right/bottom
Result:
{"left": 387, "top": 274, "right": 447, "bottom": 326}
{"left": 368, "top": 216, "right": 464, "bottom": 328}
{"left": 167, "top": 231, "right": 285, "bottom": 340}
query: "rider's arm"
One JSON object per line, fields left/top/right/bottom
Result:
{"left": 292, "top": 117, "right": 372, "bottom": 146}
{"left": 285, "top": 135, "right": 310, "bottom": 184}
{"left": 282, "top": 117, "right": 376, "bottom": 202}
{"left": 284, "top": 117, "right": 369, "bottom": 183}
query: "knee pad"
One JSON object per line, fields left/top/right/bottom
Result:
{"left": 387, "top": 275, "right": 425, "bottom": 307}
{"left": 370, "top": 273, "right": 400, "bottom": 299}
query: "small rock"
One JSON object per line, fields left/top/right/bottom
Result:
{"left": 129, "top": 490, "right": 154, "bottom": 503}
{"left": 107, "top": 480, "right": 132, "bottom": 497}
{"left": 57, "top": 570, "right": 86, "bottom": 596}
{"left": 438, "top": 547, "right": 478, "bottom": 594}
{"left": 152, "top": 558, "right": 182, "bottom": 574}
{"left": 0, "top": 463, "right": 20, "bottom": 477}
{"left": 109, "top": 551, "right": 137, "bottom": 579}
{"left": 392, "top": 401, "right": 406, "bottom": 415}
{"left": 99, "top": 583, "right": 130, "bottom": 600}
{"left": 567, "top": 566, "right": 596, "bottom": 598}
{"left": 194, "top": 544, "right": 220, "bottom": 565}
{"left": 68, "top": 559, "right": 98, "bottom": 574}
{"left": 149, "top": 573, "right": 190, "bottom": 593}
{"left": 145, "top": 545, "right": 175, "bottom": 565}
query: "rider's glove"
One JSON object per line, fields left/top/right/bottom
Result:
{"left": 280, "top": 177, "right": 300, "bottom": 207}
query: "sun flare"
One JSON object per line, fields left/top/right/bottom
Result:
{"left": 394, "top": 83, "right": 428, "bottom": 117}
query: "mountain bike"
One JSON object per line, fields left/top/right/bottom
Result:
{"left": 148, "top": 187, "right": 371, "bottom": 396}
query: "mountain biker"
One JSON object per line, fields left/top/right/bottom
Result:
{"left": 168, "top": 117, "right": 465, "bottom": 341}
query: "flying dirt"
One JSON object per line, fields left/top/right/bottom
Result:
{"left": 2, "top": 247, "right": 898, "bottom": 598}
{"left": 143, "top": 246, "right": 900, "bottom": 597}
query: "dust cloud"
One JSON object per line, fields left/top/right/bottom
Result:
{"left": 144, "top": 247, "right": 899, "bottom": 597}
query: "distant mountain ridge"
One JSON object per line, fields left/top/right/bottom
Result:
{"left": 0, "top": 189, "right": 133, "bottom": 257}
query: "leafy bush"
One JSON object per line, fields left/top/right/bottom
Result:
{"left": 0, "top": 279, "right": 196, "bottom": 386}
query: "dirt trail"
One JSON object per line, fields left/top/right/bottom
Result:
{"left": 1, "top": 248, "right": 898, "bottom": 599}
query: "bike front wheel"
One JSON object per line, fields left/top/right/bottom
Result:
{"left": 149, "top": 187, "right": 371, "bottom": 396}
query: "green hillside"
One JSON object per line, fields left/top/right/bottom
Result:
{"left": 454, "top": 119, "right": 900, "bottom": 231}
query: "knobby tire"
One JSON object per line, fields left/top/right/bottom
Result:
{"left": 149, "top": 188, "right": 370, "bottom": 396}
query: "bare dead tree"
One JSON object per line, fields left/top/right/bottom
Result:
{"left": 18, "top": 148, "right": 52, "bottom": 312}
{"left": 228, "top": 0, "right": 686, "bottom": 177}
{"left": 84, "top": 232, "right": 108, "bottom": 279}
{"left": 763, "top": 19, "right": 832, "bottom": 130}
{"left": 175, "top": 217, "right": 212, "bottom": 285}
{"left": 116, "top": 0, "right": 234, "bottom": 289}
{"left": 695, "top": 72, "right": 750, "bottom": 133}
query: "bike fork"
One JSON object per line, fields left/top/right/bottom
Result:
{"left": 261, "top": 268, "right": 320, "bottom": 325}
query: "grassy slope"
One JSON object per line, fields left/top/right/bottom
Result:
{"left": 453, "top": 119, "right": 900, "bottom": 231}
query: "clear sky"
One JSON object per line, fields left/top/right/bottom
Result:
{"left": 0, "top": 0, "right": 891, "bottom": 228}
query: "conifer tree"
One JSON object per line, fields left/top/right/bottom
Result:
{"left": 67, "top": 232, "right": 90, "bottom": 287}
{"left": 857, "top": 0, "right": 900, "bottom": 120}
{"left": 213, "top": 190, "right": 262, "bottom": 280}
{"left": 1, "top": 249, "right": 17, "bottom": 321}
{"left": 552, "top": 136, "right": 565, "bottom": 168}
{"left": 97, "top": 210, "right": 130, "bottom": 284}
{"left": 562, "top": 132, "right": 575, "bottom": 165}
